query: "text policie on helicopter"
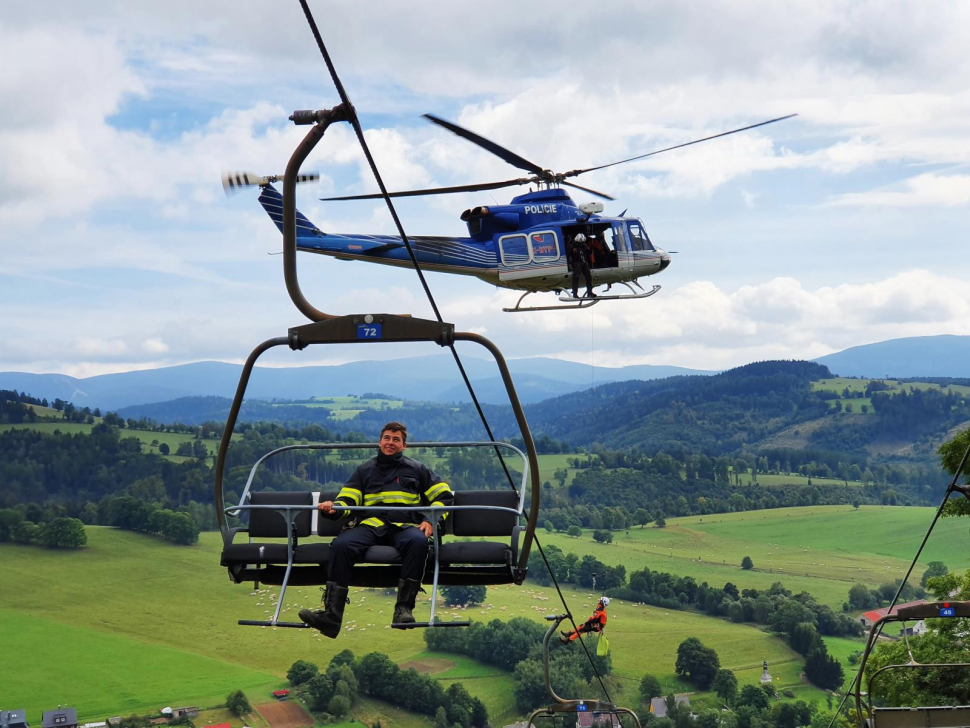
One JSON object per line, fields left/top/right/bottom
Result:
{"left": 224, "top": 112, "right": 795, "bottom": 312}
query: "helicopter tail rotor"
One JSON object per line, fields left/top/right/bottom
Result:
{"left": 222, "top": 171, "right": 320, "bottom": 195}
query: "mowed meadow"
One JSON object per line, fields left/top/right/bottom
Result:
{"left": 538, "top": 505, "right": 970, "bottom": 608}
{"left": 4, "top": 505, "right": 964, "bottom": 722}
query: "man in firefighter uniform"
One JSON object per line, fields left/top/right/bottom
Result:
{"left": 299, "top": 421, "right": 454, "bottom": 638}
{"left": 560, "top": 596, "right": 610, "bottom": 643}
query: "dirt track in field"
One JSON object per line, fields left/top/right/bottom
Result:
{"left": 399, "top": 656, "right": 455, "bottom": 674}
{"left": 254, "top": 701, "right": 313, "bottom": 728}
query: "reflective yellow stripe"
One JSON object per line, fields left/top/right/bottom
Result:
{"left": 336, "top": 487, "right": 362, "bottom": 505}
{"left": 430, "top": 500, "right": 450, "bottom": 520}
{"left": 424, "top": 482, "right": 451, "bottom": 499}
{"left": 361, "top": 517, "right": 385, "bottom": 527}
{"left": 363, "top": 491, "right": 421, "bottom": 505}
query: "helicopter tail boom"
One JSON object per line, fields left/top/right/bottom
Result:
{"left": 258, "top": 184, "right": 325, "bottom": 238}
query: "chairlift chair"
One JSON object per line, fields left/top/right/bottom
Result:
{"left": 525, "top": 614, "right": 642, "bottom": 728}
{"left": 851, "top": 601, "right": 970, "bottom": 728}
{"left": 214, "top": 105, "right": 541, "bottom": 629}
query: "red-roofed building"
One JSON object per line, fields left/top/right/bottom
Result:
{"left": 202, "top": 723, "right": 231, "bottom": 728}
{"left": 860, "top": 600, "right": 926, "bottom": 628}
{"left": 272, "top": 690, "right": 289, "bottom": 700}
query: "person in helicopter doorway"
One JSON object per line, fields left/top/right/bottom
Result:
{"left": 588, "top": 233, "right": 608, "bottom": 269}
{"left": 560, "top": 596, "right": 609, "bottom": 643}
{"left": 568, "top": 233, "right": 597, "bottom": 299}
{"left": 299, "top": 421, "right": 454, "bottom": 638}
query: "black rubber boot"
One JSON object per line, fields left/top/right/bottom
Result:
{"left": 299, "top": 582, "right": 348, "bottom": 638}
{"left": 391, "top": 578, "right": 422, "bottom": 628}
{"left": 585, "top": 290, "right": 597, "bottom": 298}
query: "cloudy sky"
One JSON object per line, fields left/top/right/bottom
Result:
{"left": 3, "top": 1, "right": 969, "bottom": 379}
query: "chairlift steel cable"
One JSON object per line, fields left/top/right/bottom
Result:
{"left": 828, "top": 435, "right": 970, "bottom": 728}
{"left": 297, "top": 0, "right": 614, "bottom": 703}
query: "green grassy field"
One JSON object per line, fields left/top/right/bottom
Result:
{"left": 0, "top": 421, "right": 98, "bottom": 435}
{"left": 821, "top": 636, "right": 866, "bottom": 689}
{"left": 0, "top": 419, "right": 223, "bottom": 462}
{"left": 739, "top": 473, "right": 865, "bottom": 488}
{"left": 538, "top": 506, "right": 970, "bottom": 608}
{"left": 2, "top": 523, "right": 831, "bottom": 724}
{"left": 0, "top": 608, "right": 281, "bottom": 719}
{"left": 282, "top": 396, "right": 405, "bottom": 421}
{"left": 811, "top": 377, "right": 970, "bottom": 414}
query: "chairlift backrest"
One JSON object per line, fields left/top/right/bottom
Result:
{"left": 448, "top": 490, "right": 519, "bottom": 537}
{"left": 316, "top": 492, "right": 343, "bottom": 537}
{"left": 249, "top": 491, "right": 313, "bottom": 537}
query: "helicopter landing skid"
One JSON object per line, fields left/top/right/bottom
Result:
{"left": 503, "top": 291, "right": 601, "bottom": 313}
{"left": 557, "top": 281, "right": 661, "bottom": 304}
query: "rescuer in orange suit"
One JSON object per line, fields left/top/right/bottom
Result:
{"left": 560, "top": 596, "right": 609, "bottom": 643}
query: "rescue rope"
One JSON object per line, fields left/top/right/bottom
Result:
{"left": 297, "top": 0, "right": 613, "bottom": 703}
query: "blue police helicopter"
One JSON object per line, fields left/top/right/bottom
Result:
{"left": 225, "top": 113, "right": 794, "bottom": 312}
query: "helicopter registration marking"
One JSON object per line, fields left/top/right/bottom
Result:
{"left": 524, "top": 204, "right": 557, "bottom": 214}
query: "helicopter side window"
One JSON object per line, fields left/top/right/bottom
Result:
{"left": 499, "top": 234, "right": 530, "bottom": 267}
{"left": 628, "top": 221, "right": 655, "bottom": 251}
{"left": 613, "top": 225, "right": 628, "bottom": 253}
{"left": 529, "top": 231, "right": 559, "bottom": 262}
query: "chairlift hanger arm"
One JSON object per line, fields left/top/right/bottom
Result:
{"left": 283, "top": 104, "right": 352, "bottom": 323}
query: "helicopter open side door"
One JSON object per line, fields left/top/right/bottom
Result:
{"left": 498, "top": 230, "right": 568, "bottom": 284}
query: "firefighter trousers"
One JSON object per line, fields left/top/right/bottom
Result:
{"left": 328, "top": 524, "right": 430, "bottom": 586}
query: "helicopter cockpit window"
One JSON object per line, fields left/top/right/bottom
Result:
{"left": 499, "top": 234, "right": 530, "bottom": 267}
{"left": 529, "top": 231, "right": 559, "bottom": 262}
{"left": 628, "top": 221, "right": 655, "bottom": 251}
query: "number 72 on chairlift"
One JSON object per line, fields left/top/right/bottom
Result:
{"left": 225, "top": 112, "right": 795, "bottom": 312}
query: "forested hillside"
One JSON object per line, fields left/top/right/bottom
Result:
{"left": 116, "top": 361, "right": 970, "bottom": 471}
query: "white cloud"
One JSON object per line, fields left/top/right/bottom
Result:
{"left": 142, "top": 338, "right": 170, "bottom": 354}
{"left": 73, "top": 337, "right": 129, "bottom": 356}
{"left": 829, "top": 173, "right": 970, "bottom": 208}
{"left": 3, "top": 2, "right": 970, "bottom": 381}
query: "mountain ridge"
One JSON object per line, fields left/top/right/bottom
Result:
{"left": 3, "top": 334, "right": 969, "bottom": 412}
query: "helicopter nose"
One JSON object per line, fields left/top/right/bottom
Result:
{"left": 658, "top": 254, "right": 672, "bottom": 272}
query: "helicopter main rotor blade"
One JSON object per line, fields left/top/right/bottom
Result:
{"left": 321, "top": 177, "right": 531, "bottom": 202}
{"left": 423, "top": 113, "right": 546, "bottom": 176}
{"left": 562, "top": 180, "right": 615, "bottom": 201}
{"left": 564, "top": 114, "right": 798, "bottom": 178}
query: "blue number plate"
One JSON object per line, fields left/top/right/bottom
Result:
{"left": 940, "top": 607, "right": 956, "bottom": 617}
{"left": 357, "top": 323, "right": 382, "bottom": 339}
{"left": 576, "top": 705, "right": 588, "bottom": 713}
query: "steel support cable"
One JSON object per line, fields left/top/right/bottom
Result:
{"left": 828, "top": 435, "right": 970, "bottom": 728}
{"left": 294, "top": 0, "right": 516, "bottom": 484}
{"left": 297, "top": 0, "right": 613, "bottom": 702}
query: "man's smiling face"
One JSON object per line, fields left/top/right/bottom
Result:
{"left": 379, "top": 428, "right": 407, "bottom": 456}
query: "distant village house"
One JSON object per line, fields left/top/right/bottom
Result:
{"left": 42, "top": 709, "right": 77, "bottom": 728}
{"left": 1, "top": 710, "right": 29, "bottom": 728}
{"left": 860, "top": 600, "right": 927, "bottom": 629}
{"left": 650, "top": 695, "right": 691, "bottom": 719}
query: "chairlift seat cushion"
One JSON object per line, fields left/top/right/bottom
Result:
{"left": 363, "top": 545, "right": 403, "bottom": 563}
{"left": 449, "top": 490, "right": 518, "bottom": 537}
{"left": 221, "top": 542, "right": 290, "bottom": 565}
{"left": 248, "top": 491, "right": 313, "bottom": 538}
{"left": 438, "top": 540, "right": 511, "bottom": 565}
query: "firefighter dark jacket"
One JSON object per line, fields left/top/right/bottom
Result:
{"left": 331, "top": 450, "right": 454, "bottom": 529}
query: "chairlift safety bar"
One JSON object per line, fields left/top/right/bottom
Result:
{"left": 230, "top": 440, "right": 530, "bottom": 522}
